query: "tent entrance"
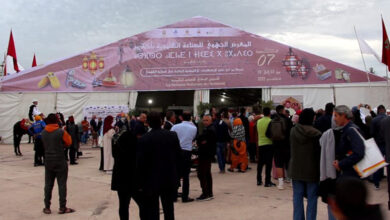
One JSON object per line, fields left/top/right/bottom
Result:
{"left": 136, "top": 90, "right": 194, "bottom": 115}
{"left": 210, "top": 88, "right": 262, "bottom": 109}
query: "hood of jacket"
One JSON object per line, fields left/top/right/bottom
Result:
{"left": 44, "top": 124, "right": 59, "bottom": 132}
{"left": 292, "top": 123, "right": 321, "bottom": 140}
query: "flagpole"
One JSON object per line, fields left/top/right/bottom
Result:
{"left": 1, "top": 52, "right": 5, "bottom": 77}
{"left": 354, "top": 26, "right": 371, "bottom": 87}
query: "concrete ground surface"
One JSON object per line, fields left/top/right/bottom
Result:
{"left": 1, "top": 143, "right": 389, "bottom": 220}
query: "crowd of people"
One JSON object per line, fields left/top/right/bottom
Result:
{"left": 11, "top": 99, "right": 390, "bottom": 219}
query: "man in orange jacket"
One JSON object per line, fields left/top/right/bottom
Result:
{"left": 41, "top": 113, "right": 75, "bottom": 215}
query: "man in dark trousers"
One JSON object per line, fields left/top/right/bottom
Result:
{"left": 65, "top": 116, "right": 79, "bottom": 165}
{"left": 112, "top": 126, "right": 144, "bottom": 220}
{"left": 196, "top": 115, "right": 217, "bottom": 201}
{"left": 30, "top": 115, "right": 46, "bottom": 166}
{"left": 171, "top": 111, "right": 197, "bottom": 203}
{"left": 90, "top": 115, "right": 98, "bottom": 147}
{"left": 136, "top": 112, "right": 182, "bottom": 220}
{"left": 41, "top": 113, "right": 75, "bottom": 215}
{"left": 28, "top": 100, "right": 40, "bottom": 143}
{"left": 382, "top": 114, "right": 390, "bottom": 210}
{"left": 369, "top": 105, "right": 387, "bottom": 189}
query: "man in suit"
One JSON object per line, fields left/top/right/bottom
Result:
{"left": 136, "top": 112, "right": 182, "bottom": 220}
{"left": 163, "top": 111, "right": 176, "bottom": 131}
{"left": 196, "top": 115, "right": 217, "bottom": 201}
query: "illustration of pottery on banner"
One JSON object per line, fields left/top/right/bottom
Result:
{"left": 102, "top": 71, "right": 118, "bottom": 87}
{"left": 120, "top": 65, "right": 135, "bottom": 88}
{"left": 82, "top": 52, "right": 104, "bottom": 75}
{"left": 335, "top": 68, "right": 351, "bottom": 82}
{"left": 313, "top": 64, "right": 332, "bottom": 80}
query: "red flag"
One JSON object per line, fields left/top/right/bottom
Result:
{"left": 6, "top": 30, "right": 20, "bottom": 73}
{"left": 32, "top": 54, "right": 37, "bottom": 67}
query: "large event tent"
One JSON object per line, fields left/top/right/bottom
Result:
{"left": 0, "top": 16, "right": 388, "bottom": 143}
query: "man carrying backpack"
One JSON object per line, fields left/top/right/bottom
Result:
{"left": 266, "top": 105, "right": 293, "bottom": 190}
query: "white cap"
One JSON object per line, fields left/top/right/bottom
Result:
{"left": 32, "top": 99, "right": 38, "bottom": 103}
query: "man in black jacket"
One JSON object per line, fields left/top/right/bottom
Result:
{"left": 314, "top": 102, "right": 334, "bottom": 133}
{"left": 112, "top": 127, "right": 144, "bottom": 220}
{"left": 370, "top": 105, "right": 387, "bottom": 189}
{"left": 267, "top": 105, "right": 293, "bottom": 190}
{"left": 382, "top": 114, "right": 390, "bottom": 210}
{"left": 333, "top": 105, "right": 365, "bottom": 178}
{"left": 163, "top": 111, "right": 176, "bottom": 131}
{"left": 196, "top": 115, "right": 217, "bottom": 201}
{"left": 136, "top": 112, "right": 182, "bottom": 220}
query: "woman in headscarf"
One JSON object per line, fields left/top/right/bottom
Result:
{"left": 228, "top": 117, "right": 248, "bottom": 172}
{"left": 103, "top": 116, "right": 115, "bottom": 174}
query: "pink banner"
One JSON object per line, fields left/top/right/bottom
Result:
{"left": 0, "top": 16, "right": 385, "bottom": 92}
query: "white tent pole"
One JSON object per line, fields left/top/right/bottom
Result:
{"left": 54, "top": 92, "right": 58, "bottom": 111}
{"left": 354, "top": 26, "right": 371, "bottom": 87}
{"left": 127, "top": 91, "right": 131, "bottom": 109}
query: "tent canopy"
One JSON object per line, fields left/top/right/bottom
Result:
{"left": 0, "top": 16, "right": 385, "bottom": 92}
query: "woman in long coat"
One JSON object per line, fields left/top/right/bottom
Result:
{"left": 103, "top": 116, "right": 115, "bottom": 173}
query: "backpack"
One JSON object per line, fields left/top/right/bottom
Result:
{"left": 268, "top": 115, "right": 287, "bottom": 141}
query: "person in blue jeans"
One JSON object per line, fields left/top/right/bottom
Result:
{"left": 214, "top": 112, "right": 230, "bottom": 173}
{"left": 289, "top": 108, "right": 322, "bottom": 220}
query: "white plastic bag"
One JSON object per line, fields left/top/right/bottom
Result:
{"left": 352, "top": 128, "right": 388, "bottom": 178}
{"left": 98, "top": 135, "right": 103, "bottom": 147}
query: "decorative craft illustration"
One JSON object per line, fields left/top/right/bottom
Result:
{"left": 282, "top": 48, "right": 310, "bottom": 79}
{"left": 82, "top": 52, "right": 104, "bottom": 75}
{"left": 66, "top": 69, "right": 86, "bottom": 89}
{"left": 335, "top": 68, "right": 351, "bottom": 82}
{"left": 102, "top": 71, "right": 118, "bottom": 87}
{"left": 120, "top": 65, "right": 135, "bottom": 88}
{"left": 313, "top": 64, "right": 332, "bottom": 80}
{"left": 38, "top": 72, "right": 61, "bottom": 89}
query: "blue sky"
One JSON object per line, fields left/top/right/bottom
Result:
{"left": 1, "top": 0, "right": 389, "bottom": 76}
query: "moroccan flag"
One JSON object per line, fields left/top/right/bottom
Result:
{"left": 382, "top": 18, "right": 390, "bottom": 70}
{"left": 4, "top": 30, "right": 23, "bottom": 75}
{"left": 6, "top": 31, "right": 19, "bottom": 73}
{"left": 32, "top": 54, "right": 37, "bottom": 67}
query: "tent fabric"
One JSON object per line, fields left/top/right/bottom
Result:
{"left": 261, "top": 88, "right": 271, "bottom": 102}
{"left": 129, "top": 91, "right": 138, "bottom": 110}
{"left": 270, "top": 87, "right": 334, "bottom": 110}
{"left": 0, "top": 93, "right": 55, "bottom": 144}
{"left": 193, "top": 89, "right": 210, "bottom": 116}
{"left": 0, "top": 16, "right": 386, "bottom": 93}
{"left": 334, "top": 86, "right": 390, "bottom": 108}
{"left": 0, "top": 16, "right": 388, "bottom": 144}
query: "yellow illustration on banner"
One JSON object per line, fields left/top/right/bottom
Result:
{"left": 37, "top": 72, "right": 61, "bottom": 89}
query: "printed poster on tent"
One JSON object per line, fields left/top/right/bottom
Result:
{"left": 83, "top": 105, "right": 129, "bottom": 122}
{"left": 272, "top": 95, "right": 303, "bottom": 116}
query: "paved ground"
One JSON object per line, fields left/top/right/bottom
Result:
{"left": 1, "top": 143, "right": 389, "bottom": 220}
